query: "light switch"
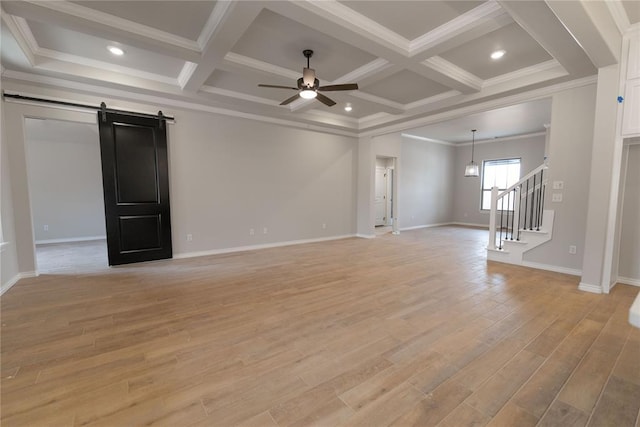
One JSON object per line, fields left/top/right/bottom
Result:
{"left": 553, "top": 181, "right": 564, "bottom": 190}
{"left": 552, "top": 193, "right": 563, "bottom": 202}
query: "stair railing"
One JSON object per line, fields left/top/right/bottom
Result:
{"left": 488, "top": 164, "right": 548, "bottom": 250}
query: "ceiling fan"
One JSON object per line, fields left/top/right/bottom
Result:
{"left": 258, "top": 50, "right": 358, "bottom": 107}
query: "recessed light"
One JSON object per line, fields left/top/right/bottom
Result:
{"left": 491, "top": 50, "right": 505, "bottom": 60}
{"left": 344, "top": 103, "right": 352, "bottom": 112}
{"left": 107, "top": 46, "right": 124, "bottom": 56}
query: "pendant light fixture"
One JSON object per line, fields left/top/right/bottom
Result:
{"left": 464, "top": 129, "right": 479, "bottom": 177}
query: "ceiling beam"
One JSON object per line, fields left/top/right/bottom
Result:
{"left": 179, "top": 2, "right": 262, "bottom": 92}
{"left": 545, "top": 0, "right": 620, "bottom": 68}
{"left": 498, "top": 0, "right": 596, "bottom": 77}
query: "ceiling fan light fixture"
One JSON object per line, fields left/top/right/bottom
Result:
{"left": 300, "top": 89, "right": 317, "bottom": 99}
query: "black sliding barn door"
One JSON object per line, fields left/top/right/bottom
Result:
{"left": 98, "top": 112, "right": 172, "bottom": 265}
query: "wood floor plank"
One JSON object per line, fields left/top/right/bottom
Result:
{"left": 537, "top": 401, "right": 589, "bottom": 427}
{"left": 557, "top": 348, "right": 618, "bottom": 413}
{"left": 465, "top": 349, "right": 545, "bottom": 416}
{"left": 436, "top": 402, "right": 491, "bottom": 427}
{"left": 587, "top": 375, "right": 640, "bottom": 427}
{"left": 1, "top": 227, "right": 637, "bottom": 427}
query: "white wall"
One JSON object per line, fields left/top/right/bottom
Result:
{"left": 618, "top": 144, "right": 640, "bottom": 282}
{"left": 525, "top": 84, "right": 597, "bottom": 272}
{"left": 400, "top": 137, "right": 455, "bottom": 228}
{"left": 452, "top": 134, "right": 546, "bottom": 226}
{"left": 25, "top": 119, "right": 106, "bottom": 243}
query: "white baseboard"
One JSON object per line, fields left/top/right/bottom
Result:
{"left": 174, "top": 234, "right": 356, "bottom": 259}
{"left": 356, "top": 234, "right": 376, "bottom": 239}
{"left": 399, "top": 222, "right": 453, "bottom": 231}
{"left": 521, "top": 261, "right": 582, "bottom": 277}
{"left": 578, "top": 281, "right": 603, "bottom": 294}
{"left": 450, "top": 222, "right": 490, "bottom": 229}
{"left": 617, "top": 276, "right": 640, "bottom": 287}
{"left": 1, "top": 271, "right": 38, "bottom": 296}
{"left": 36, "top": 236, "right": 106, "bottom": 245}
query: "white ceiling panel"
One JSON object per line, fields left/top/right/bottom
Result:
{"left": 405, "top": 98, "right": 552, "bottom": 143}
{"left": 71, "top": 1, "right": 216, "bottom": 41}
{"left": 339, "top": 1, "right": 483, "bottom": 40}
{"left": 27, "top": 20, "right": 185, "bottom": 78}
{"left": 439, "top": 22, "right": 553, "bottom": 80}
{"left": 230, "top": 8, "right": 377, "bottom": 82}
{"left": 362, "top": 70, "right": 451, "bottom": 104}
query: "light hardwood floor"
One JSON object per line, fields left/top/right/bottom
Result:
{"left": 2, "top": 226, "right": 639, "bottom": 426}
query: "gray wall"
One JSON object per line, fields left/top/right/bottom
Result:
{"left": 25, "top": 119, "right": 106, "bottom": 243}
{"left": 452, "top": 134, "right": 546, "bottom": 226}
{"left": 168, "top": 111, "right": 358, "bottom": 255}
{"left": 525, "top": 84, "right": 597, "bottom": 272}
{"left": 1, "top": 99, "right": 20, "bottom": 291}
{"left": 618, "top": 144, "right": 640, "bottom": 281}
{"left": 400, "top": 137, "right": 455, "bottom": 228}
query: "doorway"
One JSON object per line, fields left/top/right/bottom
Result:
{"left": 25, "top": 118, "right": 108, "bottom": 273}
{"left": 375, "top": 156, "right": 394, "bottom": 231}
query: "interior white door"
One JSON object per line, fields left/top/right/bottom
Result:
{"left": 386, "top": 169, "right": 393, "bottom": 225}
{"left": 375, "top": 167, "right": 387, "bottom": 226}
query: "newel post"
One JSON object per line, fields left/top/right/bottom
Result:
{"left": 488, "top": 186, "right": 499, "bottom": 250}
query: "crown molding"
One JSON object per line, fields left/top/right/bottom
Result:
{"left": 34, "top": 48, "right": 180, "bottom": 86}
{"left": 359, "top": 75, "right": 597, "bottom": 138}
{"left": 197, "top": 0, "right": 235, "bottom": 49}
{"left": 20, "top": 0, "right": 200, "bottom": 53}
{"left": 200, "top": 85, "right": 280, "bottom": 106}
{"left": 409, "top": 0, "right": 507, "bottom": 55}
{"left": 421, "top": 57, "right": 483, "bottom": 91}
{"left": 177, "top": 62, "right": 198, "bottom": 89}
{"left": 223, "top": 52, "right": 301, "bottom": 80}
{"left": 606, "top": 0, "right": 631, "bottom": 35}
{"left": 456, "top": 131, "right": 546, "bottom": 146}
{"left": 401, "top": 133, "right": 455, "bottom": 146}
{"left": 1, "top": 14, "right": 37, "bottom": 66}
{"left": 483, "top": 60, "right": 565, "bottom": 88}
{"left": 292, "top": 0, "right": 410, "bottom": 54}
{"left": 1, "top": 70, "right": 359, "bottom": 138}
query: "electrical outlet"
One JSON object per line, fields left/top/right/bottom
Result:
{"left": 186, "top": 234, "right": 192, "bottom": 241}
{"left": 553, "top": 181, "right": 564, "bottom": 190}
{"left": 43, "top": 224, "right": 49, "bottom": 231}
{"left": 263, "top": 227, "right": 268, "bottom": 234}
{"left": 249, "top": 228, "right": 255, "bottom": 236}
{"left": 552, "top": 193, "right": 563, "bottom": 202}
{"left": 322, "top": 223, "right": 327, "bottom": 229}
{"left": 569, "top": 245, "right": 577, "bottom": 254}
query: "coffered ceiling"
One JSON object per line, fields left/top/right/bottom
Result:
{"left": 0, "top": 1, "right": 633, "bottom": 137}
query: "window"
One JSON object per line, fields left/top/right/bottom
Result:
{"left": 481, "top": 158, "right": 521, "bottom": 210}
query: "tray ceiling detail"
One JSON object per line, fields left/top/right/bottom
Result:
{"left": 0, "top": 0, "right": 629, "bottom": 136}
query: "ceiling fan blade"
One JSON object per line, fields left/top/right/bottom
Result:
{"left": 280, "top": 94, "right": 301, "bottom": 105}
{"left": 258, "top": 84, "right": 298, "bottom": 90}
{"left": 317, "top": 83, "right": 359, "bottom": 91}
{"left": 316, "top": 92, "right": 336, "bottom": 106}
